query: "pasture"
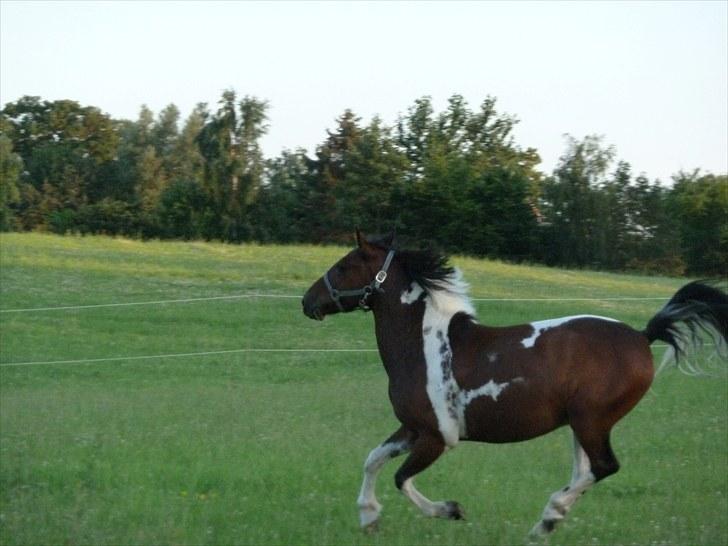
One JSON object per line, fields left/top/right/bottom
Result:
{"left": 0, "top": 233, "right": 726, "bottom": 546}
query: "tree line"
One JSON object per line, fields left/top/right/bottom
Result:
{"left": 1, "top": 91, "right": 726, "bottom": 275}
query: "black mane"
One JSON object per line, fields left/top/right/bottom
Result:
{"left": 370, "top": 236, "right": 455, "bottom": 292}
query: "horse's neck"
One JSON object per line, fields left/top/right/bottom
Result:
{"left": 371, "top": 284, "right": 473, "bottom": 379}
{"left": 371, "top": 291, "right": 427, "bottom": 379}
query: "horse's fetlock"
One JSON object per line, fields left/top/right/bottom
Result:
{"left": 357, "top": 499, "right": 381, "bottom": 512}
{"left": 529, "top": 518, "right": 559, "bottom": 537}
{"left": 542, "top": 503, "right": 567, "bottom": 522}
{"left": 547, "top": 494, "right": 568, "bottom": 515}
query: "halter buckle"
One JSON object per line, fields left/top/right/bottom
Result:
{"left": 375, "top": 271, "right": 387, "bottom": 284}
{"left": 359, "top": 286, "right": 374, "bottom": 310}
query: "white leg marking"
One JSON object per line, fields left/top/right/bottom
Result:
{"left": 357, "top": 441, "right": 408, "bottom": 528}
{"left": 400, "top": 478, "right": 456, "bottom": 518}
{"left": 531, "top": 434, "right": 595, "bottom": 535}
{"left": 521, "top": 315, "right": 621, "bottom": 349}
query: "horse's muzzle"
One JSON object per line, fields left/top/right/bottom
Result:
{"left": 301, "top": 294, "right": 325, "bottom": 321}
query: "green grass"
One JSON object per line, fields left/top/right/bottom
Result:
{"left": 0, "top": 233, "right": 726, "bottom": 545}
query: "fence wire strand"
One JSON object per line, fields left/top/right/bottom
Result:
{"left": 0, "top": 294, "right": 669, "bottom": 314}
{"left": 0, "top": 291, "right": 674, "bottom": 367}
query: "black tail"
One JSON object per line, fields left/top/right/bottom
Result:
{"left": 644, "top": 280, "right": 728, "bottom": 366}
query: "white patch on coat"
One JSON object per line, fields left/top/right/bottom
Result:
{"left": 400, "top": 269, "right": 475, "bottom": 315}
{"left": 411, "top": 269, "right": 527, "bottom": 446}
{"left": 422, "top": 305, "right": 460, "bottom": 447}
{"left": 427, "top": 269, "right": 476, "bottom": 317}
{"left": 400, "top": 282, "right": 424, "bottom": 304}
{"left": 418, "top": 269, "right": 476, "bottom": 448}
{"left": 456, "top": 378, "right": 522, "bottom": 437}
{"left": 459, "top": 379, "right": 510, "bottom": 406}
{"left": 521, "top": 314, "right": 620, "bottom": 349}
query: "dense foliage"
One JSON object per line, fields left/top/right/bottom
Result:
{"left": 1, "top": 91, "right": 725, "bottom": 275}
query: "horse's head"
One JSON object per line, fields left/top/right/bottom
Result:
{"left": 302, "top": 229, "right": 396, "bottom": 320}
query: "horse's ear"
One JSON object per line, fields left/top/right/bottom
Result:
{"left": 355, "top": 228, "right": 377, "bottom": 255}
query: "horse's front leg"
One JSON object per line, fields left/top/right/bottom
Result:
{"left": 357, "top": 427, "right": 413, "bottom": 531}
{"left": 394, "top": 432, "right": 464, "bottom": 520}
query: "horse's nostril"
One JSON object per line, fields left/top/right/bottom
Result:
{"left": 302, "top": 298, "right": 319, "bottom": 320}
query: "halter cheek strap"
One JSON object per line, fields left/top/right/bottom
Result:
{"left": 324, "top": 249, "right": 396, "bottom": 312}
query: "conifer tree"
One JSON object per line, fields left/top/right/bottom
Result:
{"left": 0, "top": 134, "right": 22, "bottom": 230}
{"left": 196, "top": 90, "right": 268, "bottom": 241}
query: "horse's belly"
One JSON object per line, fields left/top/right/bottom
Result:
{"left": 459, "top": 394, "right": 566, "bottom": 443}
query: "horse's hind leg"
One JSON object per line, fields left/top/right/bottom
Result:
{"left": 394, "top": 432, "right": 464, "bottom": 520}
{"left": 530, "top": 429, "right": 618, "bottom": 536}
{"left": 357, "top": 427, "right": 413, "bottom": 530}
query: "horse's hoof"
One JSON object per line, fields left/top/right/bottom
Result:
{"left": 445, "top": 500, "right": 465, "bottom": 520}
{"left": 359, "top": 502, "right": 382, "bottom": 532}
{"left": 529, "top": 519, "right": 557, "bottom": 537}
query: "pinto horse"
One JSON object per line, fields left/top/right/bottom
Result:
{"left": 301, "top": 231, "right": 728, "bottom": 536}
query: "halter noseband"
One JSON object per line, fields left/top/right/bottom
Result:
{"left": 323, "top": 249, "right": 396, "bottom": 312}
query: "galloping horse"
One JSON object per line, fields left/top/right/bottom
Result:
{"left": 301, "top": 230, "right": 727, "bottom": 536}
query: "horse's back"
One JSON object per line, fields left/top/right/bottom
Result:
{"left": 462, "top": 314, "right": 653, "bottom": 379}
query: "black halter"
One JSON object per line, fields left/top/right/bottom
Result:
{"left": 323, "top": 250, "right": 396, "bottom": 311}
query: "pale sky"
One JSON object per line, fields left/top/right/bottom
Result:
{"left": 1, "top": 1, "right": 726, "bottom": 183}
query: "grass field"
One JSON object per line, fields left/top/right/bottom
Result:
{"left": 0, "top": 233, "right": 726, "bottom": 546}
